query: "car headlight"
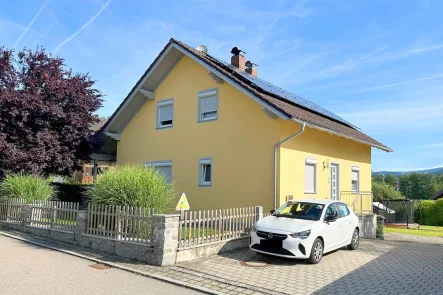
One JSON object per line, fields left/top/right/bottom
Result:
{"left": 251, "top": 224, "right": 257, "bottom": 232}
{"left": 290, "top": 229, "right": 311, "bottom": 239}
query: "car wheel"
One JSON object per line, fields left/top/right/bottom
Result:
{"left": 307, "top": 238, "right": 323, "bottom": 264}
{"left": 347, "top": 229, "right": 359, "bottom": 250}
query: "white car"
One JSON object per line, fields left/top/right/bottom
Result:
{"left": 250, "top": 199, "right": 360, "bottom": 264}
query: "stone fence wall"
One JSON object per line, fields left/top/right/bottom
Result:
{"left": 0, "top": 205, "right": 180, "bottom": 266}
{"left": 0, "top": 204, "right": 379, "bottom": 266}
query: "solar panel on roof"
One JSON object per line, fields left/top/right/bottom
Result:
{"left": 210, "top": 55, "right": 357, "bottom": 129}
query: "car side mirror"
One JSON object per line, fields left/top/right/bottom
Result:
{"left": 270, "top": 209, "right": 275, "bottom": 214}
{"left": 325, "top": 215, "right": 336, "bottom": 222}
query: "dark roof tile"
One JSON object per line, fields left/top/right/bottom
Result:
{"left": 172, "top": 38, "right": 391, "bottom": 152}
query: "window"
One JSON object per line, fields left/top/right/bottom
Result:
{"left": 274, "top": 202, "right": 325, "bottom": 221}
{"left": 199, "top": 158, "right": 212, "bottom": 186}
{"left": 351, "top": 166, "right": 360, "bottom": 192}
{"left": 198, "top": 89, "right": 218, "bottom": 122}
{"left": 324, "top": 203, "right": 338, "bottom": 220}
{"left": 304, "top": 159, "right": 317, "bottom": 193}
{"left": 157, "top": 99, "right": 173, "bottom": 128}
{"left": 144, "top": 161, "right": 172, "bottom": 183}
{"left": 336, "top": 203, "right": 350, "bottom": 218}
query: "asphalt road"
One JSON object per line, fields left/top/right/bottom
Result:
{"left": 0, "top": 235, "right": 202, "bottom": 295}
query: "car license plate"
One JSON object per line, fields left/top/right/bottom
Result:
{"left": 260, "top": 239, "right": 282, "bottom": 249}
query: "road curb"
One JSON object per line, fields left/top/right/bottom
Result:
{"left": 0, "top": 231, "right": 225, "bottom": 295}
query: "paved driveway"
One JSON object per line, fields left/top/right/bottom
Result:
{"left": 0, "top": 236, "right": 201, "bottom": 295}
{"left": 177, "top": 235, "right": 443, "bottom": 295}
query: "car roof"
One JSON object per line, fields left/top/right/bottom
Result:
{"left": 294, "top": 198, "right": 342, "bottom": 205}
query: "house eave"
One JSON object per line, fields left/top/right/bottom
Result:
{"left": 291, "top": 118, "right": 393, "bottom": 153}
{"left": 105, "top": 132, "right": 121, "bottom": 141}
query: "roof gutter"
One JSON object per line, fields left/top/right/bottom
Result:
{"left": 274, "top": 122, "right": 306, "bottom": 210}
{"left": 291, "top": 118, "right": 393, "bottom": 153}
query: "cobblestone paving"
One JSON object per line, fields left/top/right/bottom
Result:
{"left": 0, "top": 231, "right": 270, "bottom": 295}
{"left": 178, "top": 238, "right": 443, "bottom": 295}
{"left": 384, "top": 232, "right": 443, "bottom": 244}
{"left": 3, "top": 230, "right": 443, "bottom": 295}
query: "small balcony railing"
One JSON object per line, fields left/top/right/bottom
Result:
{"left": 340, "top": 191, "right": 373, "bottom": 216}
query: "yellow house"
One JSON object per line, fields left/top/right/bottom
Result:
{"left": 103, "top": 39, "right": 392, "bottom": 213}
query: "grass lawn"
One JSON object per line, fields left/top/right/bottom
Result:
{"left": 41, "top": 218, "right": 76, "bottom": 226}
{"left": 180, "top": 227, "right": 219, "bottom": 240}
{"left": 385, "top": 225, "right": 443, "bottom": 237}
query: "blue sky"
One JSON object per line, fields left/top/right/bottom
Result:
{"left": 1, "top": 0, "right": 443, "bottom": 172}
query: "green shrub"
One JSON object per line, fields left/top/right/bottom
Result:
{"left": 87, "top": 165, "right": 176, "bottom": 213}
{"left": 416, "top": 200, "right": 443, "bottom": 226}
{"left": 435, "top": 200, "right": 443, "bottom": 226}
{"left": 0, "top": 173, "right": 56, "bottom": 202}
{"left": 376, "top": 222, "right": 384, "bottom": 240}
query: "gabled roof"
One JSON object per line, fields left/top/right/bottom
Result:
{"left": 90, "top": 117, "right": 108, "bottom": 133}
{"left": 432, "top": 189, "right": 443, "bottom": 200}
{"left": 103, "top": 38, "right": 392, "bottom": 152}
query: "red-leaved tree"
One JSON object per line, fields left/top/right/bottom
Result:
{"left": 0, "top": 47, "right": 103, "bottom": 178}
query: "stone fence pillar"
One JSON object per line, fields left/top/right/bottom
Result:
{"left": 359, "top": 213, "right": 377, "bottom": 239}
{"left": 151, "top": 214, "right": 180, "bottom": 266}
{"left": 20, "top": 204, "right": 31, "bottom": 230}
{"left": 255, "top": 206, "right": 263, "bottom": 222}
{"left": 75, "top": 210, "right": 88, "bottom": 241}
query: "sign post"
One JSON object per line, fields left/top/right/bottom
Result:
{"left": 176, "top": 193, "right": 190, "bottom": 211}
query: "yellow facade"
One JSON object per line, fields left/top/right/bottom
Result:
{"left": 117, "top": 55, "right": 373, "bottom": 212}
{"left": 278, "top": 120, "right": 372, "bottom": 212}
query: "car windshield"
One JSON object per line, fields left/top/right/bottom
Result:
{"left": 273, "top": 202, "right": 324, "bottom": 221}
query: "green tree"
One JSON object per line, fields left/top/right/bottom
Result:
{"left": 399, "top": 173, "right": 442, "bottom": 199}
{"left": 372, "top": 175, "right": 384, "bottom": 183}
{"left": 372, "top": 181, "right": 404, "bottom": 202}
{"left": 384, "top": 174, "right": 397, "bottom": 187}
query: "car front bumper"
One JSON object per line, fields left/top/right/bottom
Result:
{"left": 249, "top": 230, "right": 315, "bottom": 259}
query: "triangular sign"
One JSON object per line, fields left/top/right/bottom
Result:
{"left": 176, "top": 193, "right": 190, "bottom": 211}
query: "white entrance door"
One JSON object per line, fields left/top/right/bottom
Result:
{"left": 330, "top": 164, "right": 339, "bottom": 200}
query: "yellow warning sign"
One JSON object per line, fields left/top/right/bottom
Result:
{"left": 176, "top": 193, "right": 190, "bottom": 211}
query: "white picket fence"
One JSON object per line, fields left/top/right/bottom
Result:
{"left": 0, "top": 198, "right": 27, "bottom": 223}
{"left": 0, "top": 199, "right": 79, "bottom": 231}
{"left": 30, "top": 200, "right": 79, "bottom": 231}
{"left": 178, "top": 207, "right": 257, "bottom": 249}
{"left": 87, "top": 204, "right": 155, "bottom": 244}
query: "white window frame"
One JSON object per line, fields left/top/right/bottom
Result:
{"left": 304, "top": 158, "right": 317, "bottom": 194}
{"left": 351, "top": 166, "right": 360, "bottom": 192}
{"left": 156, "top": 99, "right": 173, "bottom": 129}
{"left": 198, "top": 89, "right": 218, "bottom": 122}
{"left": 199, "top": 158, "right": 212, "bottom": 186}
{"left": 144, "top": 160, "right": 173, "bottom": 183}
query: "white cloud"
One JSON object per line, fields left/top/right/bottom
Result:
{"left": 417, "top": 143, "right": 443, "bottom": 148}
{"left": 361, "top": 73, "right": 443, "bottom": 92}
{"left": 52, "top": 0, "right": 111, "bottom": 54}
{"left": 373, "top": 164, "right": 443, "bottom": 172}
{"left": 339, "top": 97, "right": 443, "bottom": 132}
{"left": 294, "top": 42, "right": 443, "bottom": 85}
{"left": 13, "top": 0, "right": 50, "bottom": 48}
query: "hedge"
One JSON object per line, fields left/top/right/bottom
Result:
{"left": 415, "top": 200, "right": 443, "bottom": 226}
{"left": 51, "top": 183, "right": 92, "bottom": 204}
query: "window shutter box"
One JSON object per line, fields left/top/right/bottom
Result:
{"left": 159, "top": 104, "right": 173, "bottom": 122}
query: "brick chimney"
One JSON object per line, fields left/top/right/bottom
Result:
{"left": 246, "top": 65, "right": 257, "bottom": 77}
{"left": 245, "top": 61, "right": 258, "bottom": 77}
{"left": 230, "top": 47, "right": 246, "bottom": 71}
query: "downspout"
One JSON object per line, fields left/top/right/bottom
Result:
{"left": 274, "top": 122, "right": 306, "bottom": 209}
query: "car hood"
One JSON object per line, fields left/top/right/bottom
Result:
{"left": 256, "top": 216, "right": 318, "bottom": 233}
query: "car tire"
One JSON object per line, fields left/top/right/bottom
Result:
{"left": 347, "top": 228, "right": 359, "bottom": 250}
{"left": 306, "top": 238, "right": 323, "bottom": 264}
